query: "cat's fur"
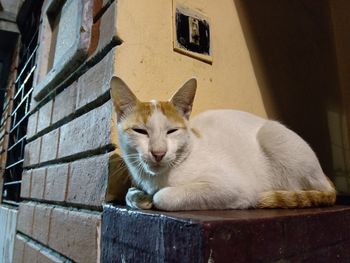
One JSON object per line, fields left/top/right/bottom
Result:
{"left": 110, "top": 77, "right": 336, "bottom": 211}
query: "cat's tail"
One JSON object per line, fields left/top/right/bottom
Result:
{"left": 257, "top": 188, "right": 336, "bottom": 208}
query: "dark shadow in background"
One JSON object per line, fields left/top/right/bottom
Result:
{"left": 0, "top": 31, "right": 18, "bottom": 118}
{"left": 233, "top": 0, "right": 343, "bottom": 177}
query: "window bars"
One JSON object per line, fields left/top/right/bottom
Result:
{"left": 2, "top": 1, "right": 42, "bottom": 205}
{"left": 2, "top": 39, "right": 38, "bottom": 205}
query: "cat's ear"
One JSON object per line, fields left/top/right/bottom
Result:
{"left": 110, "top": 77, "right": 138, "bottom": 121}
{"left": 170, "top": 78, "right": 197, "bottom": 119}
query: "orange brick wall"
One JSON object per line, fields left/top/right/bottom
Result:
{"left": 14, "top": 0, "right": 120, "bottom": 261}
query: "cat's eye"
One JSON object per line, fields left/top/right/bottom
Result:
{"left": 132, "top": 128, "right": 148, "bottom": 135}
{"left": 167, "top": 129, "right": 179, "bottom": 135}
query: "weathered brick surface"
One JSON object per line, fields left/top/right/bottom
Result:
{"left": 30, "top": 168, "right": 46, "bottom": 200}
{"left": 20, "top": 170, "right": 32, "bottom": 198}
{"left": 23, "top": 137, "right": 42, "bottom": 167}
{"left": 77, "top": 49, "right": 114, "bottom": 109}
{"left": 103, "top": 0, "right": 111, "bottom": 7}
{"left": 6, "top": 2, "right": 124, "bottom": 263}
{"left": 48, "top": 207, "right": 101, "bottom": 263}
{"left": 23, "top": 239, "right": 39, "bottom": 263}
{"left": 19, "top": 236, "right": 64, "bottom": 263}
{"left": 67, "top": 154, "right": 108, "bottom": 207}
{"left": 36, "top": 249, "right": 65, "bottom": 263}
{"left": 26, "top": 111, "right": 38, "bottom": 139}
{"left": 37, "top": 100, "right": 53, "bottom": 133}
{"left": 12, "top": 2, "right": 120, "bottom": 262}
{"left": 0, "top": 122, "right": 6, "bottom": 136}
{"left": 17, "top": 202, "right": 35, "bottom": 235}
{"left": 92, "top": 0, "right": 104, "bottom": 19}
{"left": 31, "top": 0, "right": 49, "bottom": 91}
{"left": 96, "top": 1, "right": 117, "bottom": 53}
{"left": 45, "top": 164, "right": 69, "bottom": 202}
{"left": 52, "top": 81, "right": 78, "bottom": 124}
{"left": 0, "top": 151, "right": 6, "bottom": 170}
{"left": 33, "top": 0, "right": 95, "bottom": 102}
{"left": 12, "top": 235, "right": 25, "bottom": 263}
{"left": 58, "top": 101, "right": 114, "bottom": 158}
{"left": 40, "top": 128, "right": 60, "bottom": 163}
{"left": 32, "top": 204, "right": 52, "bottom": 245}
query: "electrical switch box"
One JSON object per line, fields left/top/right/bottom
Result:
{"left": 173, "top": 4, "right": 212, "bottom": 63}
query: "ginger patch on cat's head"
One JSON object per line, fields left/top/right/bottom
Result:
{"left": 110, "top": 76, "right": 197, "bottom": 126}
{"left": 159, "top": 101, "right": 186, "bottom": 127}
{"left": 119, "top": 100, "right": 187, "bottom": 133}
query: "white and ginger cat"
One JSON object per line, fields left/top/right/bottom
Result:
{"left": 110, "top": 77, "right": 336, "bottom": 211}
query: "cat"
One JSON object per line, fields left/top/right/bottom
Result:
{"left": 110, "top": 76, "right": 336, "bottom": 211}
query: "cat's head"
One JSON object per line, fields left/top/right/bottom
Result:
{"left": 110, "top": 77, "right": 197, "bottom": 175}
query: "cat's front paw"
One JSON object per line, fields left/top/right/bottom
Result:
{"left": 126, "top": 187, "right": 153, "bottom": 210}
{"left": 153, "top": 187, "right": 180, "bottom": 211}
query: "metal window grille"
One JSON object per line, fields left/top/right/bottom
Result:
{"left": 2, "top": 1, "right": 43, "bottom": 206}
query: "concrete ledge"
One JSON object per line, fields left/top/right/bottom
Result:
{"left": 102, "top": 205, "right": 350, "bottom": 263}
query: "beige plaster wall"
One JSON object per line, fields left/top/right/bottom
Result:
{"left": 114, "top": 0, "right": 267, "bottom": 117}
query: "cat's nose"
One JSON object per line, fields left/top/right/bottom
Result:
{"left": 151, "top": 151, "right": 166, "bottom": 162}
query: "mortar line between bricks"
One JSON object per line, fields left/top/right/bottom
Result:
{"left": 42, "top": 169, "right": 47, "bottom": 200}
{"left": 38, "top": 136, "right": 42, "bottom": 164}
{"left": 23, "top": 144, "right": 116, "bottom": 170}
{"left": 28, "top": 170, "right": 32, "bottom": 198}
{"left": 16, "top": 232, "right": 74, "bottom": 262}
{"left": 30, "top": 203, "right": 35, "bottom": 237}
{"left": 64, "top": 163, "right": 71, "bottom": 202}
{"left": 55, "top": 128, "right": 61, "bottom": 160}
{"left": 27, "top": 91, "right": 111, "bottom": 143}
{"left": 19, "top": 200, "right": 102, "bottom": 215}
{"left": 47, "top": 206, "right": 53, "bottom": 246}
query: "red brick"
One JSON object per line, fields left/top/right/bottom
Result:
{"left": 58, "top": 101, "right": 114, "bottom": 158}
{"left": 26, "top": 111, "right": 38, "bottom": 139}
{"left": 102, "top": 0, "right": 111, "bottom": 7}
{"left": 37, "top": 100, "right": 53, "bottom": 133}
{"left": 0, "top": 125, "right": 6, "bottom": 138}
{"left": 30, "top": 168, "right": 47, "bottom": 200}
{"left": 23, "top": 239, "right": 63, "bottom": 263}
{"left": 32, "top": 0, "right": 94, "bottom": 102}
{"left": 32, "top": 204, "right": 52, "bottom": 245}
{"left": 37, "top": 249, "right": 64, "bottom": 263}
{"left": 20, "top": 170, "right": 32, "bottom": 199}
{"left": 23, "top": 137, "right": 42, "bottom": 167}
{"left": 76, "top": 49, "right": 114, "bottom": 109}
{"left": 67, "top": 154, "right": 108, "bottom": 207}
{"left": 23, "top": 241, "right": 39, "bottom": 263}
{"left": 48, "top": 207, "right": 101, "bottom": 263}
{"left": 92, "top": 0, "right": 103, "bottom": 19}
{"left": 17, "top": 202, "right": 35, "bottom": 235}
{"left": 13, "top": 234, "right": 25, "bottom": 263}
{"left": 52, "top": 81, "right": 77, "bottom": 124}
{"left": 40, "top": 128, "right": 60, "bottom": 163}
{"left": 0, "top": 150, "right": 6, "bottom": 168}
{"left": 45, "top": 164, "right": 69, "bottom": 202}
{"left": 14, "top": 234, "right": 65, "bottom": 263}
{"left": 32, "top": 3, "right": 51, "bottom": 97}
{"left": 96, "top": 1, "right": 117, "bottom": 53}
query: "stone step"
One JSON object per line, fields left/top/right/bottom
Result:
{"left": 102, "top": 205, "right": 350, "bottom": 263}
